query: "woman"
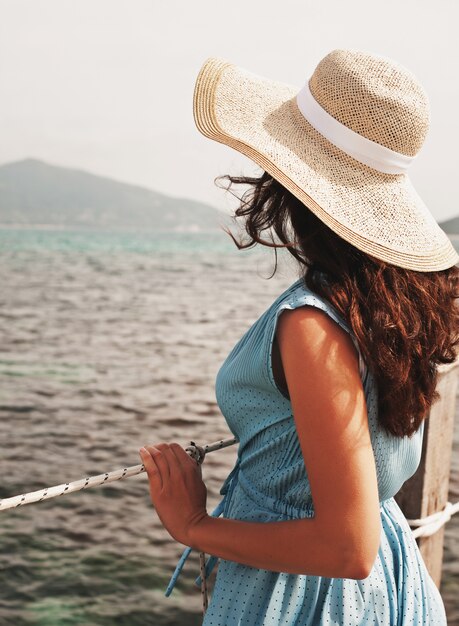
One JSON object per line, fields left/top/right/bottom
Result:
{"left": 139, "top": 49, "right": 459, "bottom": 624}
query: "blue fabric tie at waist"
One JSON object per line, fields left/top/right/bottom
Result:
{"left": 164, "top": 456, "right": 241, "bottom": 597}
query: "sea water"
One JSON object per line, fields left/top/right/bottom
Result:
{"left": 0, "top": 228, "right": 458, "bottom": 625}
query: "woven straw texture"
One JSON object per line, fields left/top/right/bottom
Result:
{"left": 192, "top": 49, "right": 459, "bottom": 271}
{"left": 309, "top": 50, "right": 430, "bottom": 156}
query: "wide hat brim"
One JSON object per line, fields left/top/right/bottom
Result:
{"left": 193, "top": 57, "right": 459, "bottom": 272}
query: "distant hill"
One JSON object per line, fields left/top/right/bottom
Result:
{"left": 0, "top": 158, "right": 224, "bottom": 232}
{"left": 440, "top": 215, "right": 459, "bottom": 236}
{"left": 3, "top": 158, "right": 455, "bottom": 238}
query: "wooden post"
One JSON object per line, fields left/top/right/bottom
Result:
{"left": 395, "top": 358, "right": 459, "bottom": 588}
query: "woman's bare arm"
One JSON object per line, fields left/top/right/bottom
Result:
{"left": 188, "top": 306, "right": 382, "bottom": 579}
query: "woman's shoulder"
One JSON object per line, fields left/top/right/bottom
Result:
{"left": 275, "top": 276, "right": 367, "bottom": 383}
{"left": 277, "top": 276, "right": 351, "bottom": 333}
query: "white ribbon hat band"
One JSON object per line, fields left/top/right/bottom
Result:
{"left": 296, "top": 81, "right": 415, "bottom": 175}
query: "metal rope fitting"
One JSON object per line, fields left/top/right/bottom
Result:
{"left": 186, "top": 440, "right": 206, "bottom": 465}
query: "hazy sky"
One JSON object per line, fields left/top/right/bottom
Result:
{"left": 1, "top": 0, "right": 458, "bottom": 220}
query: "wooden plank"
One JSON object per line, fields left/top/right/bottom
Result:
{"left": 395, "top": 358, "right": 459, "bottom": 587}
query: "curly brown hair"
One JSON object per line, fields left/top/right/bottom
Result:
{"left": 216, "top": 169, "right": 459, "bottom": 438}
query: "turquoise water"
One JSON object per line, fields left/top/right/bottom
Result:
{"left": 0, "top": 228, "right": 240, "bottom": 254}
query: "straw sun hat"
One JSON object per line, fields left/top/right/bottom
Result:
{"left": 193, "top": 49, "right": 459, "bottom": 272}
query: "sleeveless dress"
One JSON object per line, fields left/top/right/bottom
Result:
{"left": 165, "top": 276, "right": 447, "bottom": 625}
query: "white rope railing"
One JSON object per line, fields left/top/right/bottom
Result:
{"left": 0, "top": 436, "right": 238, "bottom": 512}
{"left": 1, "top": 435, "right": 457, "bottom": 536}
{"left": 406, "top": 500, "right": 459, "bottom": 539}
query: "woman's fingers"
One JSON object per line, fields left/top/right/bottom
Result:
{"left": 169, "top": 443, "right": 202, "bottom": 480}
{"left": 170, "top": 442, "right": 198, "bottom": 468}
{"left": 162, "top": 446, "right": 185, "bottom": 481}
{"left": 139, "top": 447, "right": 162, "bottom": 491}
{"left": 145, "top": 443, "right": 170, "bottom": 482}
{"left": 140, "top": 442, "right": 200, "bottom": 493}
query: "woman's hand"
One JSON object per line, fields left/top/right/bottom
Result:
{"left": 139, "top": 442, "right": 209, "bottom": 547}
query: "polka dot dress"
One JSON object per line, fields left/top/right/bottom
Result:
{"left": 166, "top": 277, "right": 448, "bottom": 625}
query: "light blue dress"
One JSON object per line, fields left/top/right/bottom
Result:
{"left": 165, "top": 276, "right": 447, "bottom": 625}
